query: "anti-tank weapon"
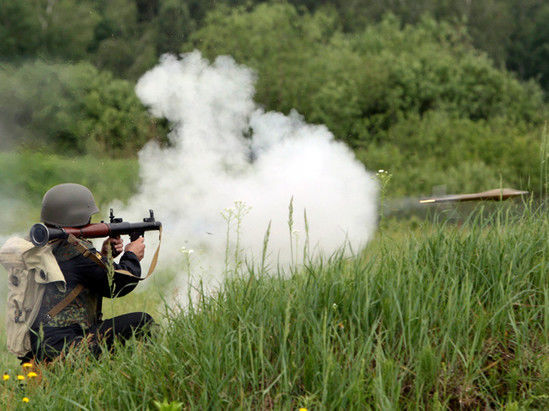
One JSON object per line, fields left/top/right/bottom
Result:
{"left": 30, "top": 209, "right": 162, "bottom": 247}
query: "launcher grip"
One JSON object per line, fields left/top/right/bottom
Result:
{"left": 129, "top": 231, "right": 144, "bottom": 242}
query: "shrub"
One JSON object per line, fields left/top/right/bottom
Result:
{"left": 188, "top": 5, "right": 546, "bottom": 194}
{"left": 357, "top": 112, "right": 545, "bottom": 195}
{"left": 189, "top": 7, "right": 545, "bottom": 145}
{"left": 0, "top": 61, "right": 164, "bottom": 156}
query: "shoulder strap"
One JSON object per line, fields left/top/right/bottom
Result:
{"left": 45, "top": 284, "right": 85, "bottom": 320}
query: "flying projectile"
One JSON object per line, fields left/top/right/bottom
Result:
{"left": 419, "top": 188, "right": 529, "bottom": 204}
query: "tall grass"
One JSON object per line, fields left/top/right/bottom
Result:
{"left": 1, "top": 204, "right": 546, "bottom": 409}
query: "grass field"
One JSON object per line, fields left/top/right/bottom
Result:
{"left": 0, "top": 152, "right": 139, "bottom": 232}
{"left": 1, "top": 201, "right": 547, "bottom": 409}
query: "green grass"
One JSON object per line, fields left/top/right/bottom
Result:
{"left": 1, "top": 204, "right": 547, "bottom": 409}
{"left": 0, "top": 151, "right": 140, "bottom": 235}
{"left": 0, "top": 151, "right": 139, "bottom": 204}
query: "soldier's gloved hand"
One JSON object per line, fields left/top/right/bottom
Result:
{"left": 101, "top": 236, "right": 124, "bottom": 258}
{"left": 125, "top": 237, "right": 145, "bottom": 261}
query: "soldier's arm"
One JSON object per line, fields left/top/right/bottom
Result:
{"left": 60, "top": 250, "right": 141, "bottom": 298}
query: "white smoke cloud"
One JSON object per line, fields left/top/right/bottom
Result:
{"left": 116, "top": 52, "right": 378, "bottom": 292}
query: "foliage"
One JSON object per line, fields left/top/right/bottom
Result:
{"left": 0, "top": 0, "right": 99, "bottom": 59}
{"left": 283, "top": 0, "right": 549, "bottom": 95}
{"left": 0, "top": 1, "right": 41, "bottom": 57}
{"left": 356, "top": 113, "right": 546, "bottom": 196}
{"left": 0, "top": 61, "right": 163, "bottom": 156}
{"left": 156, "top": 0, "right": 194, "bottom": 55}
{"left": 1, "top": 1, "right": 548, "bottom": 94}
{"left": 506, "top": 0, "right": 549, "bottom": 92}
{"left": 0, "top": 1, "right": 547, "bottom": 194}
{"left": 189, "top": 5, "right": 546, "bottom": 194}
{"left": 1, "top": 205, "right": 547, "bottom": 408}
{"left": 91, "top": 0, "right": 159, "bottom": 78}
{"left": 191, "top": 7, "right": 544, "bottom": 137}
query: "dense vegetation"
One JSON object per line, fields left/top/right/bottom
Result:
{"left": 190, "top": 6, "right": 547, "bottom": 195}
{"left": 2, "top": 1, "right": 548, "bottom": 91}
{"left": 1, "top": 1, "right": 547, "bottom": 196}
{"left": 1, "top": 205, "right": 547, "bottom": 408}
{"left": 0, "top": 62, "right": 166, "bottom": 156}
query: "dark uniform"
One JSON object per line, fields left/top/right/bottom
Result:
{"left": 29, "top": 238, "right": 153, "bottom": 361}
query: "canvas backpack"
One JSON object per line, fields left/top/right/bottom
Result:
{"left": 0, "top": 237, "right": 67, "bottom": 357}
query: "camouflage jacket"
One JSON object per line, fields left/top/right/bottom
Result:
{"left": 32, "top": 238, "right": 141, "bottom": 330}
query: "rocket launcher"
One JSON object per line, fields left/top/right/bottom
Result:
{"left": 30, "top": 209, "right": 162, "bottom": 247}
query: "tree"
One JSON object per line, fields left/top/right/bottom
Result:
{"left": 506, "top": 0, "right": 549, "bottom": 92}
{"left": 0, "top": 1, "right": 42, "bottom": 57}
{"left": 187, "top": 4, "right": 546, "bottom": 194}
{"left": 156, "top": 0, "right": 194, "bottom": 54}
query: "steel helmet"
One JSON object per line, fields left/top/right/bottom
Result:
{"left": 41, "top": 183, "right": 99, "bottom": 227}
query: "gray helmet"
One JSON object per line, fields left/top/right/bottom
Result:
{"left": 41, "top": 183, "right": 99, "bottom": 227}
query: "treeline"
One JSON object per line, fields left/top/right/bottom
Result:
{"left": 2, "top": 1, "right": 548, "bottom": 90}
{"left": 0, "top": 1, "right": 547, "bottom": 195}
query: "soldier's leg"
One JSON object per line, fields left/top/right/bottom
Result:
{"left": 29, "top": 325, "right": 86, "bottom": 362}
{"left": 89, "top": 312, "right": 154, "bottom": 351}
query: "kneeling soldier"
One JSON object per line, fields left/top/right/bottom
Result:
{"left": 27, "top": 183, "right": 153, "bottom": 362}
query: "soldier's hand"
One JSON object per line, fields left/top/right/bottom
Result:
{"left": 125, "top": 236, "right": 145, "bottom": 261}
{"left": 101, "top": 236, "right": 123, "bottom": 258}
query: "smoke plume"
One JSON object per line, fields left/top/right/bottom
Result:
{"left": 116, "top": 52, "right": 378, "bottom": 289}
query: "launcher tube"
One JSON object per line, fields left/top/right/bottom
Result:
{"left": 30, "top": 220, "right": 162, "bottom": 247}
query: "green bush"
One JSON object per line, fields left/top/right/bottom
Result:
{"left": 0, "top": 61, "right": 163, "bottom": 156}
{"left": 357, "top": 112, "right": 545, "bottom": 195}
{"left": 1, "top": 3, "right": 546, "bottom": 196}
{"left": 190, "top": 7, "right": 544, "bottom": 143}
{"left": 0, "top": 0, "right": 98, "bottom": 60}
{"left": 188, "top": 5, "right": 546, "bottom": 195}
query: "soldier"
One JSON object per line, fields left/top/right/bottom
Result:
{"left": 27, "top": 183, "right": 154, "bottom": 362}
